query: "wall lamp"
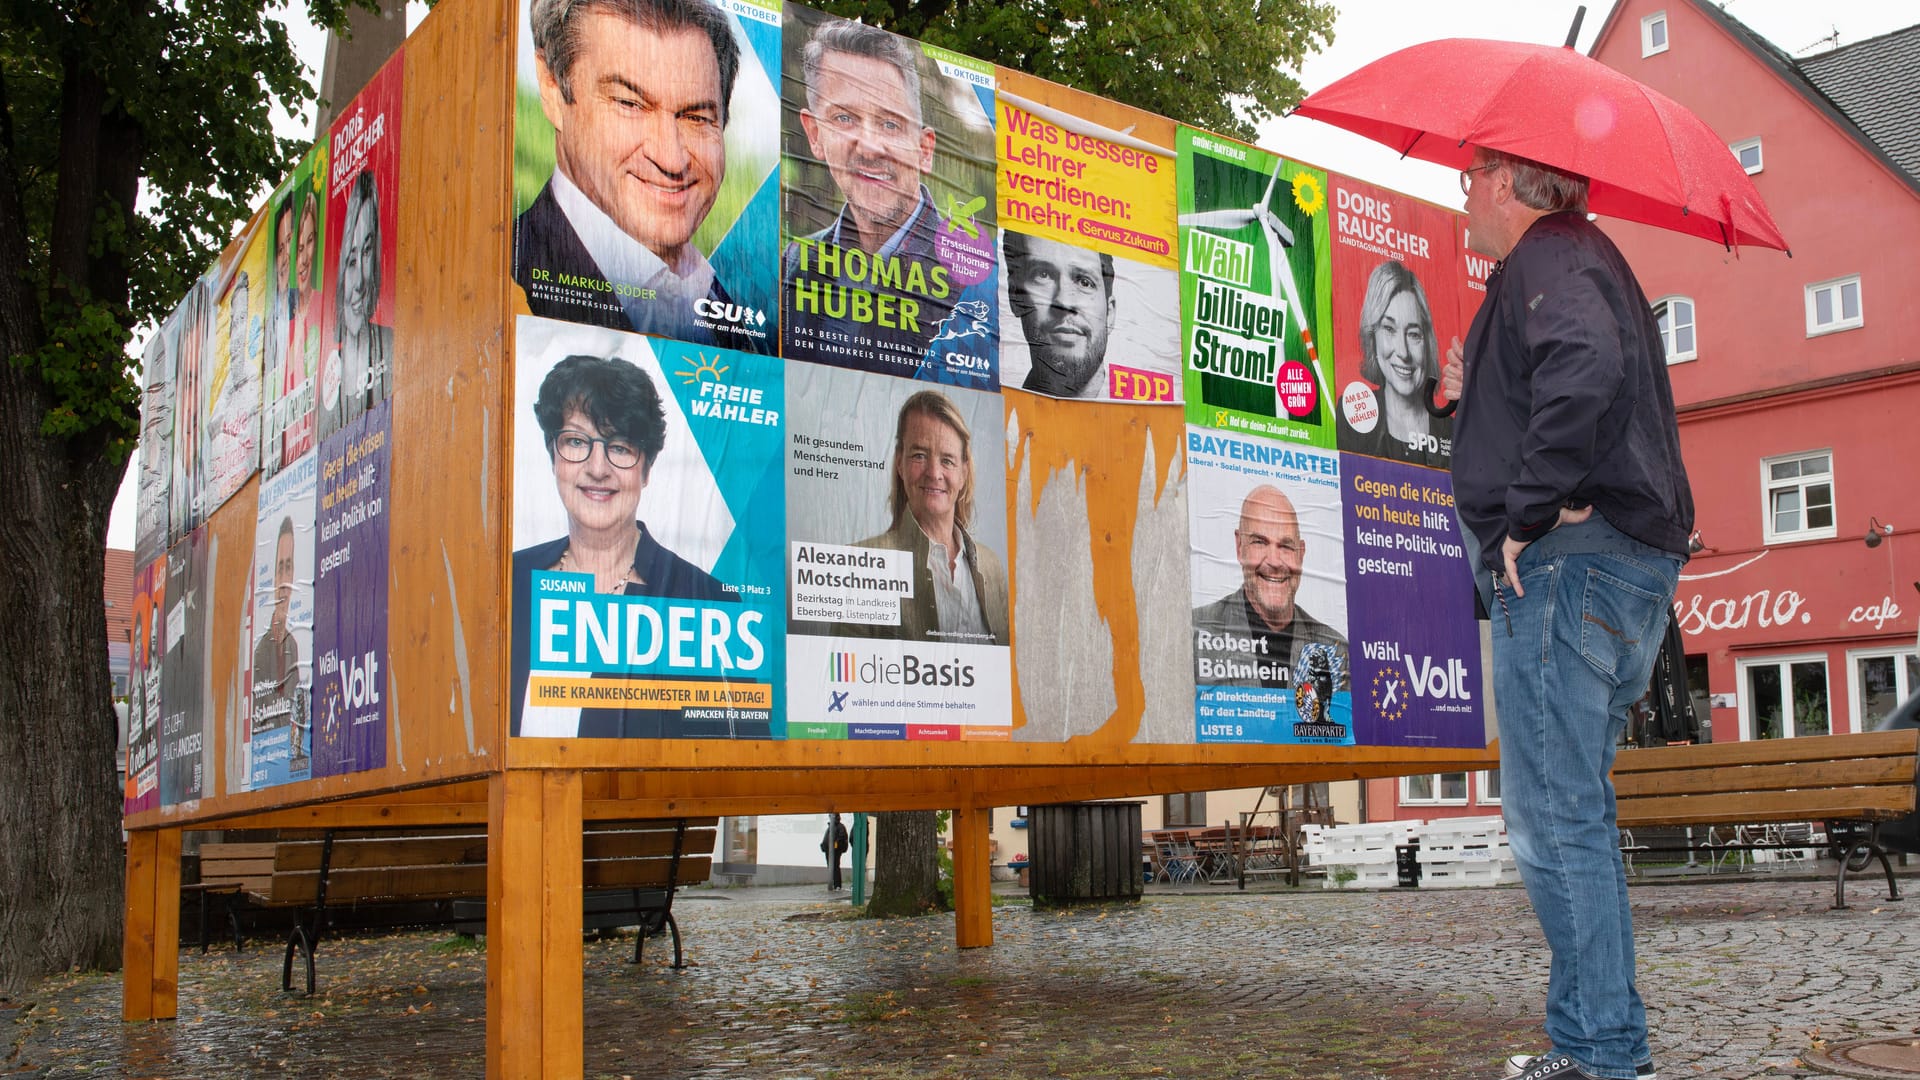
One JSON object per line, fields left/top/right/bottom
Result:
{"left": 1865, "top": 516, "right": 1894, "bottom": 549}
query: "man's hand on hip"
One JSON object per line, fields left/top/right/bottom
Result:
{"left": 1501, "top": 505, "right": 1595, "bottom": 597}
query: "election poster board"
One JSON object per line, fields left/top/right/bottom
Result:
{"left": 204, "top": 225, "right": 266, "bottom": 519}
{"left": 317, "top": 52, "right": 404, "bottom": 445}
{"left": 1178, "top": 130, "right": 1334, "bottom": 448}
{"left": 780, "top": 5, "right": 999, "bottom": 389}
{"left": 1186, "top": 427, "right": 1351, "bottom": 744}
{"left": 512, "top": 0, "right": 779, "bottom": 355}
{"left": 264, "top": 142, "right": 328, "bottom": 476}
{"left": 1458, "top": 216, "right": 1495, "bottom": 341}
{"left": 160, "top": 528, "right": 209, "bottom": 806}
{"left": 785, "top": 364, "right": 1012, "bottom": 740}
{"left": 168, "top": 279, "right": 211, "bottom": 539}
{"left": 1329, "top": 176, "right": 1459, "bottom": 470}
{"left": 993, "top": 68, "right": 1180, "bottom": 404}
{"left": 134, "top": 321, "right": 175, "bottom": 565}
{"left": 312, "top": 399, "right": 391, "bottom": 777}
{"left": 1342, "top": 455, "right": 1484, "bottom": 747}
{"left": 125, "top": 556, "right": 165, "bottom": 816}
{"left": 245, "top": 452, "right": 318, "bottom": 790}
{"left": 511, "top": 316, "right": 785, "bottom": 739}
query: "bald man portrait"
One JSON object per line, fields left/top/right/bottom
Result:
{"left": 1192, "top": 484, "right": 1348, "bottom": 693}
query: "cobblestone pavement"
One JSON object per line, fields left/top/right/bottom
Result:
{"left": 6, "top": 874, "right": 1918, "bottom": 1079}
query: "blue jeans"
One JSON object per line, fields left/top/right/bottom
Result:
{"left": 1486, "top": 517, "right": 1681, "bottom": 1080}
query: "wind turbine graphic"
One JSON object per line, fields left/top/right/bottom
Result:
{"left": 1178, "top": 157, "right": 1328, "bottom": 414}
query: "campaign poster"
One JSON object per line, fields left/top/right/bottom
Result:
{"left": 1178, "top": 129, "right": 1334, "bottom": 447}
{"left": 784, "top": 364, "right": 1011, "bottom": 741}
{"left": 204, "top": 222, "right": 266, "bottom": 517}
{"left": 263, "top": 141, "right": 328, "bottom": 476}
{"left": 167, "top": 279, "right": 211, "bottom": 538}
{"left": 511, "top": 315, "right": 785, "bottom": 739}
{"left": 311, "top": 399, "right": 390, "bottom": 777}
{"left": 134, "top": 319, "right": 175, "bottom": 565}
{"left": 780, "top": 6, "right": 999, "bottom": 389}
{"left": 317, "top": 52, "right": 404, "bottom": 445}
{"left": 1458, "top": 216, "right": 1495, "bottom": 339}
{"left": 1186, "top": 426, "right": 1350, "bottom": 744}
{"left": 125, "top": 556, "right": 165, "bottom": 816}
{"left": 512, "top": 0, "right": 779, "bottom": 355}
{"left": 994, "top": 68, "right": 1180, "bottom": 403}
{"left": 159, "top": 528, "right": 209, "bottom": 805}
{"left": 245, "top": 451, "right": 317, "bottom": 789}
{"left": 1342, "top": 455, "right": 1484, "bottom": 747}
{"left": 1329, "top": 176, "right": 1461, "bottom": 470}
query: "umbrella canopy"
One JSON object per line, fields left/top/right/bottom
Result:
{"left": 1293, "top": 37, "right": 1788, "bottom": 252}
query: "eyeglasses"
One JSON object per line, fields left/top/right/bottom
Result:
{"left": 1460, "top": 163, "right": 1499, "bottom": 195}
{"left": 553, "top": 430, "right": 641, "bottom": 469}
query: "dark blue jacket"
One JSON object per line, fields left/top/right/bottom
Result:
{"left": 1450, "top": 212, "right": 1693, "bottom": 575}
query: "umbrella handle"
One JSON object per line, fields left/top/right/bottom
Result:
{"left": 1422, "top": 377, "right": 1458, "bottom": 419}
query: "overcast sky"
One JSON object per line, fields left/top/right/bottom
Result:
{"left": 105, "top": 0, "right": 1915, "bottom": 549}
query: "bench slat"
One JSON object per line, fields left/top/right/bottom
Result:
{"left": 1613, "top": 757, "right": 1917, "bottom": 799}
{"left": 268, "top": 855, "right": 712, "bottom": 904}
{"left": 1613, "top": 730, "right": 1920, "bottom": 774}
{"left": 274, "top": 836, "right": 490, "bottom": 873}
{"left": 584, "top": 829, "right": 716, "bottom": 861}
{"left": 1618, "top": 787, "right": 1916, "bottom": 827}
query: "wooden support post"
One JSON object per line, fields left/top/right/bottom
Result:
{"left": 951, "top": 804, "right": 994, "bottom": 949}
{"left": 487, "top": 770, "right": 583, "bottom": 1079}
{"left": 122, "top": 827, "right": 182, "bottom": 1022}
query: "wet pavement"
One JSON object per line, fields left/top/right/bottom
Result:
{"left": 5, "top": 870, "right": 1919, "bottom": 1079}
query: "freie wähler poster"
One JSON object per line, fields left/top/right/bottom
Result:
{"left": 160, "top": 528, "right": 209, "bottom": 806}
{"left": 1329, "top": 175, "right": 1460, "bottom": 471}
{"left": 1341, "top": 454, "right": 1484, "bottom": 747}
{"left": 311, "top": 398, "right": 390, "bottom": 777}
{"left": 780, "top": 5, "right": 999, "bottom": 389}
{"left": 125, "top": 556, "right": 165, "bottom": 816}
{"left": 1178, "top": 128, "right": 1334, "bottom": 447}
{"left": 1186, "top": 426, "right": 1351, "bottom": 744}
{"left": 246, "top": 451, "right": 317, "bottom": 789}
{"left": 317, "top": 51, "right": 403, "bottom": 445}
{"left": 993, "top": 67, "right": 1180, "bottom": 404}
{"left": 134, "top": 321, "right": 174, "bottom": 565}
{"left": 264, "top": 141, "right": 328, "bottom": 476}
{"left": 512, "top": 0, "right": 778, "bottom": 354}
{"left": 784, "top": 363, "right": 1011, "bottom": 741}
{"left": 204, "top": 221, "right": 266, "bottom": 517}
{"left": 510, "top": 315, "right": 785, "bottom": 739}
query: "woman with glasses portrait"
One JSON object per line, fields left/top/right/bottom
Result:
{"left": 1339, "top": 259, "right": 1450, "bottom": 468}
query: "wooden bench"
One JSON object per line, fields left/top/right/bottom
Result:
{"left": 1612, "top": 729, "right": 1920, "bottom": 909}
{"left": 181, "top": 841, "right": 277, "bottom": 952}
{"left": 269, "top": 817, "right": 715, "bottom": 994}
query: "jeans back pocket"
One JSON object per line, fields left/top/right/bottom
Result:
{"left": 1577, "top": 559, "right": 1672, "bottom": 680}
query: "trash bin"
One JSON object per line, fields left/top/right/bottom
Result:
{"left": 1396, "top": 841, "right": 1422, "bottom": 887}
{"left": 1027, "top": 801, "right": 1145, "bottom": 907}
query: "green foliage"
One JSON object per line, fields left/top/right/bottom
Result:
{"left": 810, "top": 0, "right": 1337, "bottom": 141}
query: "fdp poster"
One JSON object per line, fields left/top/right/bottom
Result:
{"left": 1341, "top": 455, "right": 1483, "bottom": 747}
{"left": 511, "top": 316, "right": 785, "bottom": 739}
{"left": 205, "top": 222, "right": 266, "bottom": 516}
{"left": 784, "top": 364, "right": 1011, "bottom": 740}
{"left": 994, "top": 68, "right": 1180, "bottom": 403}
{"left": 263, "top": 141, "right": 328, "bottom": 476}
{"left": 125, "top": 556, "right": 165, "bottom": 816}
{"left": 312, "top": 399, "right": 391, "bottom": 777}
{"left": 1186, "top": 426, "right": 1350, "bottom": 744}
{"left": 160, "top": 528, "right": 209, "bottom": 805}
{"left": 1329, "top": 176, "right": 1460, "bottom": 470}
{"left": 134, "top": 322, "right": 175, "bottom": 565}
{"left": 1178, "top": 129, "right": 1334, "bottom": 447}
{"left": 318, "top": 52, "right": 404, "bottom": 444}
{"left": 780, "top": 5, "right": 999, "bottom": 388}
{"left": 246, "top": 452, "right": 317, "bottom": 789}
{"left": 512, "top": 0, "right": 779, "bottom": 355}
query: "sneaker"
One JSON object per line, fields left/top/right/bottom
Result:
{"left": 1503, "top": 1053, "right": 1656, "bottom": 1080}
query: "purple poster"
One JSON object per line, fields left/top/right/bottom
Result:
{"left": 312, "top": 398, "right": 390, "bottom": 776}
{"left": 1341, "top": 453, "right": 1483, "bottom": 746}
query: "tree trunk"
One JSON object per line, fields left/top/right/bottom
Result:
{"left": 866, "top": 810, "right": 947, "bottom": 916}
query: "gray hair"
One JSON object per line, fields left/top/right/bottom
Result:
{"left": 531, "top": 0, "right": 739, "bottom": 125}
{"left": 802, "top": 19, "right": 923, "bottom": 127}
{"left": 1485, "top": 148, "right": 1588, "bottom": 214}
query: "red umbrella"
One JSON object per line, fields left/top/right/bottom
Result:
{"left": 1293, "top": 37, "right": 1789, "bottom": 252}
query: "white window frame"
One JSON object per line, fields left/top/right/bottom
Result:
{"left": 1400, "top": 772, "right": 1470, "bottom": 806}
{"left": 1736, "top": 653, "right": 1832, "bottom": 740}
{"left": 1475, "top": 769, "right": 1501, "bottom": 805}
{"left": 1805, "top": 275, "right": 1863, "bottom": 336}
{"left": 1641, "top": 11, "right": 1670, "bottom": 57}
{"left": 1847, "top": 647, "right": 1920, "bottom": 731}
{"left": 1730, "top": 137, "right": 1763, "bottom": 174}
{"left": 1653, "top": 295, "right": 1696, "bottom": 364}
{"left": 1760, "top": 450, "right": 1836, "bottom": 543}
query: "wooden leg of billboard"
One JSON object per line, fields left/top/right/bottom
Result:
{"left": 952, "top": 804, "right": 993, "bottom": 949}
{"left": 122, "top": 827, "right": 181, "bottom": 1022}
{"left": 487, "top": 770, "right": 584, "bottom": 1079}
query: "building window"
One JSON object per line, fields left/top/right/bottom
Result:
{"left": 1653, "top": 296, "right": 1696, "bottom": 363}
{"left": 1164, "top": 792, "right": 1207, "bottom": 827}
{"left": 1739, "top": 655, "right": 1830, "bottom": 739}
{"left": 1641, "top": 11, "right": 1669, "bottom": 56}
{"left": 1850, "top": 649, "right": 1920, "bottom": 731}
{"left": 1805, "top": 275, "right": 1862, "bottom": 335}
{"left": 1730, "top": 137, "right": 1763, "bottom": 174}
{"left": 1761, "top": 450, "right": 1835, "bottom": 543}
{"left": 1476, "top": 769, "right": 1501, "bottom": 805}
{"left": 1401, "top": 773, "right": 1469, "bottom": 805}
